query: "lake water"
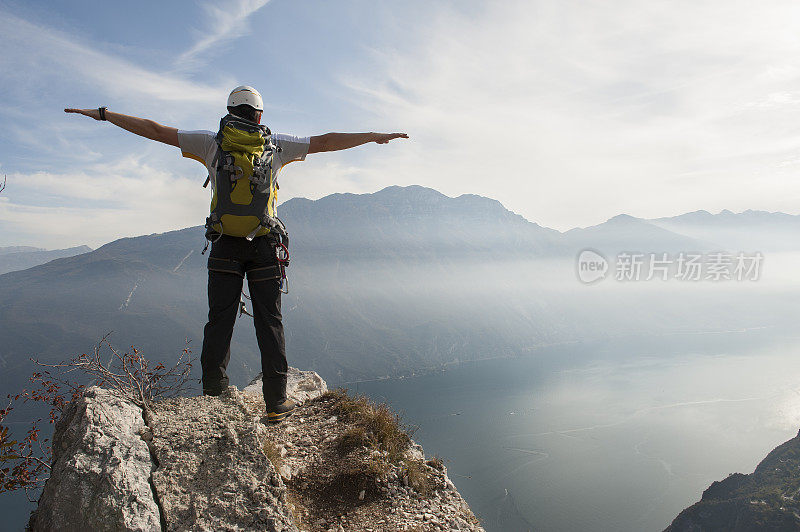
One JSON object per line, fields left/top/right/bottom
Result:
{"left": 352, "top": 328, "right": 800, "bottom": 531}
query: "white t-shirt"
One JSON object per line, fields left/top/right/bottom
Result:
{"left": 178, "top": 129, "right": 309, "bottom": 211}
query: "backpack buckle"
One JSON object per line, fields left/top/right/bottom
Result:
{"left": 223, "top": 164, "right": 244, "bottom": 180}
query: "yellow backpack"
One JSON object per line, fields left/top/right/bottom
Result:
{"left": 204, "top": 114, "right": 286, "bottom": 240}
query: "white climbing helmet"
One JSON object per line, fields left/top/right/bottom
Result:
{"left": 227, "top": 86, "right": 263, "bottom": 111}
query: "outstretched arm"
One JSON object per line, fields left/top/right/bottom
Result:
{"left": 308, "top": 132, "right": 408, "bottom": 154}
{"left": 63, "top": 108, "right": 179, "bottom": 147}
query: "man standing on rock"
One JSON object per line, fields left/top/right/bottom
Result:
{"left": 65, "top": 86, "right": 407, "bottom": 423}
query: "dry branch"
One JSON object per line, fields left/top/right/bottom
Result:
{"left": 35, "top": 334, "right": 194, "bottom": 409}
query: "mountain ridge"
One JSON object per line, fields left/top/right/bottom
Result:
{"left": 0, "top": 244, "right": 93, "bottom": 275}
{"left": 3, "top": 185, "right": 799, "bottom": 393}
{"left": 5, "top": 186, "right": 797, "bottom": 271}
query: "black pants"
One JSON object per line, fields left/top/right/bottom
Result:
{"left": 200, "top": 234, "right": 287, "bottom": 408}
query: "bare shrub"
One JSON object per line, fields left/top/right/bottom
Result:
{"left": 36, "top": 334, "right": 193, "bottom": 409}
{"left": 338, "top": 425, "right": 370, "bottom": 454}
{"left": 0, "top": 372, "right": 84, "bottom": 497}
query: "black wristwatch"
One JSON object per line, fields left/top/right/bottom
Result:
{"left": 98, "top": 107, "right": 108, "bottom": 121}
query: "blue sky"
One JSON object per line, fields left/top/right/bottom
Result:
{"left": 2, "top": 0, "right": 800, "bottom": 248}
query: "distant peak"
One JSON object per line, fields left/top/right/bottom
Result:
{"left": 281, "top": 185, "right": 448, "bottom": 207}
{"left": 607, "top": 214, "right": 639, "bottom": 223}
{"left": 373, "top": 184, "right": 449, "bottom": 199}
{"left": 653, "top": 210, "right": 713, "bottom": 222}
{"left": 378, "top": 184, "right": 442, "bottom": 193}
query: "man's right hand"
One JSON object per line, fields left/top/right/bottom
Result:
{"left": 64, "top": 108, "right": 102, "bottom": 120}
{"left": 63, "top": 108, "right": 179, "bottom": 147}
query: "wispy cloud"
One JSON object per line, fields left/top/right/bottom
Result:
{"left": 336, "top": 0, "right": 800, "bottom": 229}
{"left": 0, "top": 155, "right": 208, "bottom": 248}
{"left": 0, "top": 11, "right": 228, "bottom": 109}
{"left": 176, "top": 0, "right": 271, "bottom": 69}
{"left": 0, "top": 4, "right": 277, "bottom": 248}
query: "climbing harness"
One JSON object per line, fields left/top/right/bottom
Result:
{"left": 236, "top": 236, "right": 289, "bottom": 319}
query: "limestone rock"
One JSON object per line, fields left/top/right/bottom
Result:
{"left": 29, "top": 387, "right": 161, "bottom": 532}
{"left": 404, "top": 441, "right": 425, "bottom": 461}
{"left": 243, "top": 367, "right": 327, "bottom": 404}
{"left": 149, "top": 386, "right": 297, "bottom": 532}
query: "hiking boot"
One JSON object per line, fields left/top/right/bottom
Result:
{"left": 265, "top": 399, "right": 296, "bottom": 424}
{"left": 202, "top": 377, "right": 229, "bottom": 397}
{"left": 203, "top": 386, "right": 224, "bottom": 397}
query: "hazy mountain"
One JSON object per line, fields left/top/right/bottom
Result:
{"left": 0, "top": 245, "right": 93, "bottom": 275}
{"left": 564, "top": 214, "right": 713, "bottom": 255}
{"left": 281, "top": 185, "right": 565, "bottom": 260}
{"left": 1, "top": 186, "right": 798, "bottom": 397}
{"left": 0, "top": 245, "right": 45, "bottom": 255}
{"left": 0, "top": 186, "right": 568, "bottom": 395}
{"left": 651, "top": 210, "right": 800, "bottom": 252}
{"left": 0, "top": 229, "right": 206, "bottom": 390}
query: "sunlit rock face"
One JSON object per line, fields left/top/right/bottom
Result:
{"left": 28, "top": 387, "right": 161, "bottom": 532}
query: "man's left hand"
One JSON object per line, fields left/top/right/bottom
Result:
{"left": 374, "top": 133, "right": 409, "bottom": 144}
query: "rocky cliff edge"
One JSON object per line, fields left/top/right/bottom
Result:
{"left": 28, "top": 368, "right": 483, "bottom": 532}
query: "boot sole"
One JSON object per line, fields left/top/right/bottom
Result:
{"left": 266, "top": 408, "right": 295, "bottom": 424}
